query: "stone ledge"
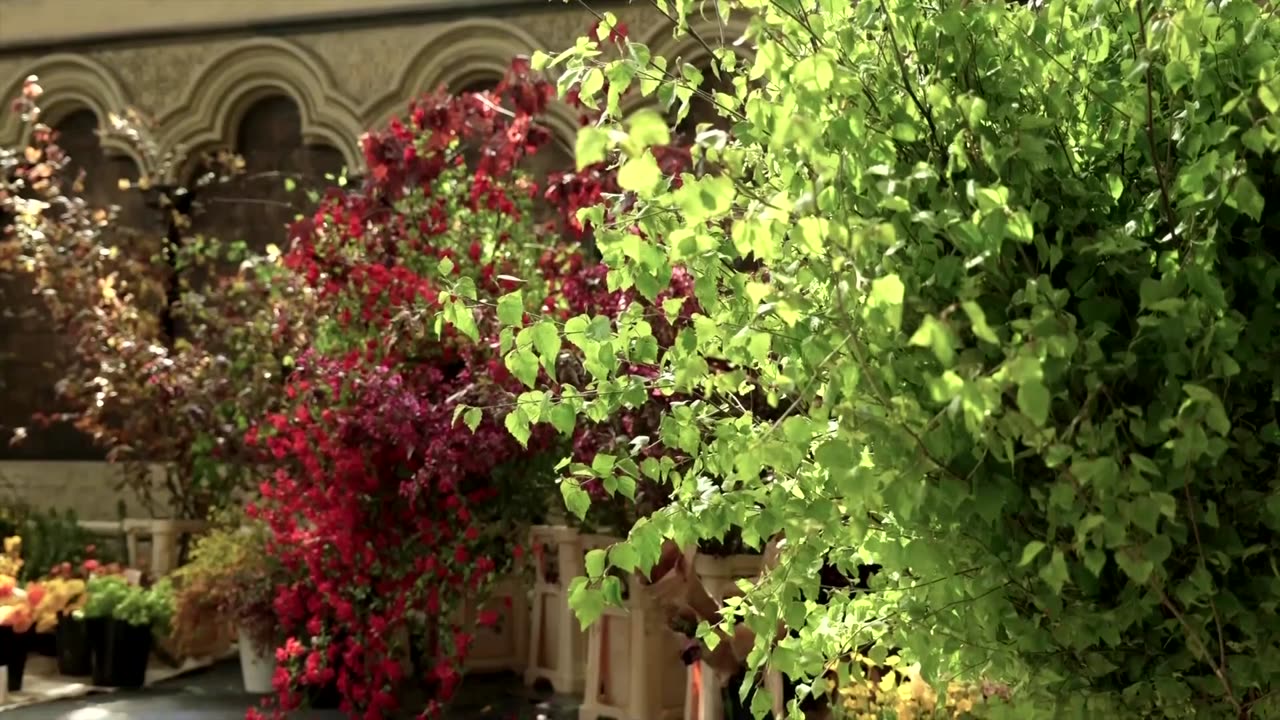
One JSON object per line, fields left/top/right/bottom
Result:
{"left": 0, "top": 0, "right": 562, "bottom": 53}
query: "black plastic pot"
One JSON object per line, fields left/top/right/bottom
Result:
{"left": 0, "top": 626, "right": 32, "bottom": 691}
{"left": 91, "top": 618, "right": 152, "bottom": 688}
{"left": 32, "top": 631, "right": 56, "bottom": 658}
{"left": 55, "top": 614, "right": 93, "bottom": 676}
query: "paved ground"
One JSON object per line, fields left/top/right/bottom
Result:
{"left": 3, "top": 661, "right": 580, "bottom": 720}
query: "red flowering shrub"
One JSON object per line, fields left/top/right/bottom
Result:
{"left": 243, "top": 45, "right": 708, "bottom": 715}
{"left": 246, "top": 61, "right": 576, "bottom": 719}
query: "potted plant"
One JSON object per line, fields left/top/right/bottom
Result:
{"left": 83, "top": 575, "right": 173, "bottom": 688}
{"left": 0, "top": 536, "right": 40, "bottom": 692}
{"left": 170, "top": 510, "right": 285, "bottom": 693}
{"left": 31, "top": 575, "right": 85, "bottom": 660}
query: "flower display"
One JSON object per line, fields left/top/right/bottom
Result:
{"left": 30, "top": 577, "right": 86, "bottom": 632}
{"left": 0, "top": 536, "right": 35, "bottom": 633}
{"left": 243, "top": 47, "right": 701, "bottom": 717}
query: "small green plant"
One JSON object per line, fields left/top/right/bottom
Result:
{"left": 85, "top": 575, "right": 173, "bottom": 631}
{"left": 16, "top": 507, "right": 119, "bottom": 581}
{"left": 115, "top": 579, "right": 173, "bottom": 632}
{"left": 83, "top": 575, "right": 131, "bottom": 619}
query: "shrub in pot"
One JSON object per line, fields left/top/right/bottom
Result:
{"left": 83, "top": 575, "right": 173, "bottom": 688}
{"left": 38, "top": 561, "right": 123, "bottom": 676}
{"left": 0, "top": 535, "right": 38, "bottom": 691}
{"left": 31, "top": 576, "right": 87, "bottom": 664}
{"left": 171, "top": 509, "right": 286, "bottom": 693}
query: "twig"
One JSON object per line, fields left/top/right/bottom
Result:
{"left": 878, "top": 0, "right": 945, "bottom": 166}
{"left": 1135, "top": 0, "right": 1180, "bottom": 251}
{"left": 1156, "top": 586, "right": 1242, "bottom": 716}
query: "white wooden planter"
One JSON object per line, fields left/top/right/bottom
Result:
{"left": 683, "top": 553, "right": 765, "bottom": 720}
{"left": 693, "top": 553, "right": 764, "bottom": 603}
{"left": 523, "top": 525, "right": 587, "bottom": 693}
{"left": 578, "top": 534, "right": 687, "bottom": 720}
{"left": 78, "top": 518, "right": 208, "bottom": 575}
{"left": 462, "top": 575, "right": 528, "bottom": 674}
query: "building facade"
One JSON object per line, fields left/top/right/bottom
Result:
{"left": 0, "top": 0, "right": 742, "bottom": 518}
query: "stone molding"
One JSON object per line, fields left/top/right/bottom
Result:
{"left": 0, "top": 53, "right": 149, "bottom": 174}
{"left": 0, "top": 10, "right": 753, "bottom": 177}
{"left": 154, "top": 37, "right": 366, "bottom": 180}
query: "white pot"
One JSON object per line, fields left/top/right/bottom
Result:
{"left": 238, "top": 628, "right": 276, "bottom": 694}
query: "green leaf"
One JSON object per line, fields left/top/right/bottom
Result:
{"left": 962, "top": 301, "right": 999, "bottom": 344}
{"left": 497, "top": 291, "right": 525, "bottom": 326}
{"left": 1164, "top": 59, "right": 1190, "bottom": 92}
{"left": 1260, "top": 81, "right": 1280, "bottom": 114}
{"left": 579, "top": 68, "right": 605, "bottom": 104}
{"left": 609, "top": 543, "right": 639, "bottom": 573}
{"left": 530, "top": 320, "right": 563, "bottom": 376}
{"left": 561, "top": 480, "right": 591, "bottom": 520}
{"left": 1007, "top": 211, "right": 1034, "bottom": 243}
{"left": 568, "top": 577, "right": 604, "bottom": 630}
{"left": 1019, "top": 540, "right": 1047, "bottom": 567}
{"left": 1018, "top": 379, "right": 1052, "bottom": 427}
{"left": 451, "top": 301, "right": 479, "bottom": 341}
{"left": 868, "top": 274, "right": 905, "bottom": 331}
{"left": 576, "top": 126, "right": 611, "bottom": 170}
{"left": 792, "top": 217, "right": 828, "bottom": 255}
{"left": 505, "top": 348, "right": 539, "bottom": 388}
{"left": 463, "top": 407, "right": 482, "bottom": 432}
{"left": 1226, "top": 176, "right": 1264, "bottom": 221}
{"left": 1039, "top": 549, "right": 1070, "bottom": 594}
{"left": 908, "top": 316, "right": 956, "bottom": 366}
{"left": 617, "top": 152, "right": 663, "bottom": 195}
{"left": 1116, "top": 550, "right": 1155, "bottom": 585}
{"left": 549, "top": 403, "right": 577, "bottom": 435}
{"left": 673, "top": 174, "right": 736, "bottom": 223}
{"left": 585, "top": 548, "right": 608, "bottom": 578}
{"left": 504, "top": 407, "right": 531, "bottom": 447}
{"left": 627, "top": 109, "right": 671, "bottom": 149}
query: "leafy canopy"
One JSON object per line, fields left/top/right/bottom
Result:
{"left": 459, "top": 0, "right": 1280, "bottom": 717}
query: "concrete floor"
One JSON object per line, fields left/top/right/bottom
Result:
{"left": 2, "top": 661, "right": 580, "bottom": 720}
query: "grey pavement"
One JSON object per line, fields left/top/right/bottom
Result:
{"left": 1, "top": 662, "right": 580, "bottom": 720}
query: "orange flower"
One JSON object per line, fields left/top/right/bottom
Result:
{"left": 25, "top": 582, "right": 46, "bottom": 608}
{"left": 0, "top": 603, "right": 34, "bottom": 633}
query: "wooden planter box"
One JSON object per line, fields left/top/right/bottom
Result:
{"left": 461, "top": 575, "right": 528, "bottom": 674}
{"left": 683, "top": 553, "right": 764, "bottom": 720}
{"left": 579, "top": 534, "right": 686, "bottom": 720}
{"left": 523, "top": 525, "right": 587, "bottom": 694}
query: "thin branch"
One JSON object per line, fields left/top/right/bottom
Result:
{"left": 878, "top": 0, "right": 946, "bottom": 166}
{"left": 1135, "top": 0, "right": 1180, "bottom": 250}
{"left": 1155, "top": 585, "right": 1242, "bottom": 716}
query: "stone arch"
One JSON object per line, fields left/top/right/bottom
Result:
{"left": 0, "top": 54, "right": 148, "bottom": 174}
{"left": 364, "top": 18, "right": 579, "bottom": 152}
{"left": 185, "top": 93, "right": 345, "bottom": 256}
{"left": 156, "top": 38, "right": 362, "bottom": 181}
